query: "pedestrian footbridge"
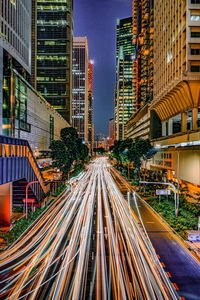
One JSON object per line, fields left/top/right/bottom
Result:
{"left": 0, "top": 135, "right": 50, "bottom": 227}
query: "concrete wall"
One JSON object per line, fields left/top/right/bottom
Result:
{"left": 174, "top": 150, "right": 200, "bottom": 186}
{"left": 0, "top": 183, "right": 12, "bottom": 227}
{"left": 19, "top": 86, "right": 69, "bottom": 152}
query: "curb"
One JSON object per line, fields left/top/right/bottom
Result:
{"left": 137, "top": 193, "right": 200, "bottom": 262}
{"left": 112, "top": 167, "right": 200, "bottom": 263}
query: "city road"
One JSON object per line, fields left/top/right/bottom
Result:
{"left": 0, "top": 157, "right": 179, "bottom": 299}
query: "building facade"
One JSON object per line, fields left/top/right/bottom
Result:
{"left": 109, "top": 118, "right": 115, "bottom": 148}
{"left": 126, "top": 0, "right": 154, "bottom": 142}
{"left": 88, "top": 59, "right": 94, "bottom": 153}
{"left": 126, "top": 104, "right": 150, "bottom": 140}
{"left": 5, "top": 70, "right": 69, "bottom": 153}
{"left": 132, "top": 0, "right": 154, "bottom": 109}
{"left": 149, "top": 0, "right": 200, "bottom": 190}
{"left": 72, "top": 37, "right": 88, "bottom": 143}
{"left": 31, "top": 0, "right": 73, "bottom": 124}
{"left": 115, "top": 17, "right": 135, "bottom": 141}
{"left": 0, "top": 0, "right": 32, "bottom": 136}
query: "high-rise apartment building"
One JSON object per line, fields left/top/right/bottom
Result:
{"left": 115, "top": 17, "right": 135, "bottom": 141}
{"left": 0, "top": 0, "right": 32, "bottom": 136}
{"left": 31, "top": 0, "right": 73, "bottom": 124}
{"left": 88, "top": 59, "right": 94, "bottom": 152}
{"left": 72, "top": 37, "right": 88, "bottom": 143}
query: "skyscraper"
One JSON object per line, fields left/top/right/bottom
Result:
{"left": 31, "top": 0, "right": 73, "bottom": 124}
{"left": 88, "top": 59, "right": 94, "bottom": 153}
{"left": 72, "top": 37, "right": 88, "bottom": 143}
{"left": 125, "top": 0, "right": 154, "bottom": 142}
{"left": 0, "top": 0, "right": 32, "bottom": 136}
{"left": 115, "top": 17, "right": 135, "bottom": 141}
{"left": 132, "top": 0, "right": 154, "bottom": 109}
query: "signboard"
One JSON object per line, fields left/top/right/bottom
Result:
{"left": 156, "top": 189, "right": 171, "bottom": 196}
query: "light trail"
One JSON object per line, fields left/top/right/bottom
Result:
{"left": 0, "top": 157, "right": 179, "bottom": 300}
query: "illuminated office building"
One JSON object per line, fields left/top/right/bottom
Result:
{"left": 115, "top": 17, "right": 135, "bottom": 141}
{"left": 72, "top": 37, "right": 88, "bottom": 143}
{"left": 88, "top": 59, "right": 94, "bottom": 152}
{"left": 32, "top": 0, "right": 73, "bottom": 124}
{"left": 0, "top": 0, "right": 32, "bottom": 136}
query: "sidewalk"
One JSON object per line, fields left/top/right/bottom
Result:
{"left": 112, "top": 167, "right": 200, "bottom": 299}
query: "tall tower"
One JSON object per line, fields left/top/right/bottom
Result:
{"left": 31, "top": 0, "right": 73, "bottom": 124}
{"left": 72, "top": 37, "right": 89, "bottom": 144}
{"left": 0, "top": 0, "right": 31, "bottom": 136}
{"left": 132, "top": 0, "right": 154, "bottom": 109}
{"left": 115, "top": 17, "right": 135, "bottom": 141}
{"left": 88, "top": 59, "right": 94, "bottom": 153}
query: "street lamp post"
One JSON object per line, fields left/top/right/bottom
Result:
{"left": 177, "top": 151, "right": 180, "bottom": 216}
{"left": 139, "top": 181, "right": 178, "bottom": 216}
{"left": 25, "top": 181, "right": 39, "bottom": 219}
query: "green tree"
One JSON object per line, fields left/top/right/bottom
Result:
{"left": 49, "top": 140, "right": 71, "bottom": 179}
{"left": 78, "top": 142, "right": 89, "bottom": 162}
{"left": 127, "top": 137, "right": 153, "bottom": 177}
{"left": 60, "top": 127, "right": 80, "bottom": 163}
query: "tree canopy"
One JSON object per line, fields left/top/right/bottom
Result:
{"left": 50, "top": 127, "right": 89, "bottom": 179}
{"left": 111, "top": 137, "right": 155, "bottom": 171}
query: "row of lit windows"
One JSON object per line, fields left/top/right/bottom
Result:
{"left": 37, "top": 55, "right": 67, "bottom": 60}
{"left": 37, "top": 6, "right": 67, "bottom": 11}
{"left": 37, "top": 20, "right": 69, "bottom": 26}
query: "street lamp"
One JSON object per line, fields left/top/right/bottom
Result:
{"left": 139, "top": 181, "right": 178, "bottom": 216}
{"left": 25, "top": 181, "right": 39, "bottom": 219}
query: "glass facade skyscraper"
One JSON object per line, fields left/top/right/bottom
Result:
{"left": 0, "top": 0, "right": 32, "bottom": 136}
{"left": 115, "top": 17, "right": 135, "bottom": 141}
{"left": 32, "top": 0, "right": 73, "bottom": 124}
{"left": 72, "top": 37, "right": 88, "bottom": 143}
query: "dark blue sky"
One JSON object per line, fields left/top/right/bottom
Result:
{"left": 74, "top": 0, "right": 132, "bottom": 136}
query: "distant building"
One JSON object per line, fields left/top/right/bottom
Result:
{"left": 109, "top": 118, "right": 115, "bottom": 148}
{"left": 115, "top": 17, "right": 135, "bottom": 141}
{"left": 31, "top": 0, "right": 73, "bottom": 123}
{"left": 72, "top": 37, "right": 89, "bottom": 144}
{"left": 88, "top": 59, "right": 94, "bottom": 153}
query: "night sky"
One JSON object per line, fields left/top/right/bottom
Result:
{"left": 74, "top": 0, "right": 132, "bottom": 136}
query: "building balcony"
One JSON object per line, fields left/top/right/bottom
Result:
{"left": 188, "top": 54, "right": 200, "bottom": 60}
{"left": 188, "top": 4, "right": 200, "bottom": 9}
{"left": 188, "top": 37, "right": 200, "bottom": 44}
{"left": 188, "top": 20, "right": 200, "bottom": 27}
{"left": 152, "top": 129, "right": 200, "bottom": 148}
